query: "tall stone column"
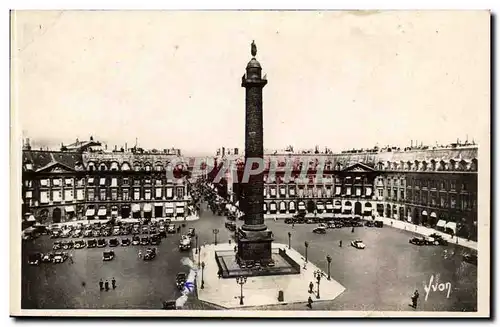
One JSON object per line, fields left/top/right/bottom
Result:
{"left": 237, "top": 41, "right": 273, "bottom": 263}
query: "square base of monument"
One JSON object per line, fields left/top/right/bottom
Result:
{"left": 194, "top": 243, "right": 346, "bottom": 309}
{"left": 236, "top": 227, "right": 274, "bottom": 264}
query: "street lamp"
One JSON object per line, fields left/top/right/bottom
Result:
{"left": 313, "top": 270, "right": 323, "bottom": 299}
{"left": 288, "top": 232, "right": 292, "bottom": 249}
{"left": 236, "top": 275, "right": 248, "bottom": 305}
{"left": 201, "top": 261, "right": 205, "bottom": 289}
{"left": 326, "top": 255, "right": 332, "bottom": 281}
{"left": 198, "top": 245, "right": 201, "bottom": 268}
{"left": 213, "top": 229, "right": 219, "bottom": 245}
{"left": 195, "top": 235, "right": 199, "bottom": 254}
{"left": 304, "top": 241, "right": 309, "bottom": 263}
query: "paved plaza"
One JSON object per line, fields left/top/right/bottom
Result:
{"left": 22, "top": 202, "right": 477, "bottom": 311}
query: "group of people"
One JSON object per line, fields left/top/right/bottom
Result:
{"left": 99, "top": 278, "right": 117, "bottom": 291}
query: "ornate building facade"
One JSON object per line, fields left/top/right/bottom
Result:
{"left": 211, "top": 145, "right": 478, "bottom": 241}
{"left": 21, "top": 141, "right": 191, "bottom": 225}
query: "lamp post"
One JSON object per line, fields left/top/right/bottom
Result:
{"left": 326, "top": 255, "right": 332, "bottom": 280}
{"left": 314, "top": 270, "right": 323, "bottom": 299}
{"left": 236, "top": 275, "right": 247, "bottom": 305}
{"left": 201, "top": 261, "right": 205, "bottom": 289}
{"left": 198, "top": 245, "right": 201, "bottom": 268}
{"left": 195, "top": 235, "right": 199, "bottom": 254}
{"left": 213, "top": 229, "right": 219, "bottom": 245}
{"left": 304, "top": 241, "right": 309, "bottom": 263}
{"left": 288, "top": 232, "right": 292, "bottom": 249}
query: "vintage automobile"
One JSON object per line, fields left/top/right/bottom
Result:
{"left": 140, "top": 237, "right": 150, "bottom": 246}
{"left": 158, "top": 225, "right": 166, "bottom": 234}
{"left": 72, "top": 229, "right": 82, "bottom": 238}
{"left": 41, "top": 252, "right": 54, "bottom": 263}
{"left": 374, "top": 220, "right": 384, "bottom": 228}
{"left": 179, "top": 237, "right": 191, "bottom": 251}
{"left": 97, "top": 238, "right": 107, "bottom": 248}
{"left": 92, "top": 230, "right": 102, "bottom": 237}
{"left": 53, "top": 241, "right": 62, "bottom": 250}
{"left": 176, "top": 272, "right": 187, "bottom": 290}
{"left": 50, "top": 229, "right": 61, "bottom": 239}
{"left": 409, "top": 237, "right": 427, "bottom": 246}
{"left": 225, "top": 221, "right": 236, "bottom": 231}
{"left": 318, "top": 223, "right": 328, "bottom": 229}
{"left": 142, "top": 226, "right": 149, "bottom": 234}
{"left": 132, "top": 236, "right": 141, "bottom": 245}
{"left": 284, "top": 218, "right": 294, "bottom": 224}
{"left": 312, "top": 227, "right": 327, "bottom": 234}
{"left": 102, "top": 250, "right": 115, "bottom": 261}
{"left": 167, "top": 224, "right": 176, "bottom": 234}
{"left": 149, "top": 226, "right": 157, "bottom": 234}
{"left": 351, "top": 240, "right": 366, "bottom": 249}
{"left": 83, "top": 228, "right": 93, "bottom": 237}
{"left": 144, "top": 248, "right": 157, "bottom": 261}
{"left": 150, "top": 234, "right": 161, "bottom": 245}
{"left": 112, "top": 226, "right": 121, "bottom": 236}
{"left": 28, "top": 253, "right": 42, "bottom": 266}
{"left": 109, "top": 238, "right": 119, "bottom": 247}
{"left": 53, "top": 252, "right": 68, "bottom": 263}
{"left": 365, "top": 221, "right": 375, "bottom": 227}
{"left": 87, "top": 239, "right": 98, "bottom": 248}
{"left": 162, "top": 300, "right": 177, "bottom": 310}
{"left": 187, "top": 228, "right": 196, "bottom": 237}
{"left": 102, "top": 227, "right": 112, "bottom": 237}
{"left": 74, "top": 240, "right": 86, "bottom": 249}
{"left": 121, "top": 238, "right": 131, "bottom": 246}
{"left": 61, "top": 229, "right": 72, "bottom": 238}
{"left": 462, "top": 253, "right": 477, "bottom": 265}
{"left": 429, "top": 233, "right": 449, "bottom": 245}
{"left": 62, "top": 240, "right": 74, "bottom": 250}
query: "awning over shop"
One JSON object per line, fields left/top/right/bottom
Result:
{"left": 132, "top": 204, "right": 141, "bottom": 213}
{"left": 436, "top": 220, "right": 446, "bottom": 227}
{"left": 422, "top": 210, "right": 428, "bottom": 216}
{"left": 85, "top": 208, "right": 95, "bottom": 217}
{"left": 430, "top": 212, "right": 437, "bottom": 218}
{"left": 143, "top": 204, "right": 152, "bottom": 212}
{"left": 65, "top": 206, "right": 74, "bottom": 212}
{"left": 97, "top": 208, "right": 107, "bottom": 216}
{"left": 444, "top": 222, "right": 457, "bottom": 233}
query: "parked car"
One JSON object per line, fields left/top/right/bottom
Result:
{"left": 144, "top": 247, "right": 157, "bottom": 261}
{"left": 462, "top": 253, "right": 477, "bottom": 266}
{"left": 61, "top": 229, "right": 72, "bottom": 238}
{"left": 92, "top": 230, "right": 101, "bottom": 237}
{"left": 365, "top": 221, "right": 375, "bottom": 227}
{"left": 28, "top": 253, "right": 42, "bottom": 266}
{"left": 107, "top": 238, "right": 118, "bottom": 247}
{"left": 409, "top": 237, "right": 426, "bottom": 246}
{"left": 158, "top": 225, "right": 166, "bottom": 234}
{"left": 140, "top": 237, "right": 150, "bottom": 246}
{"left": 429, "top": 233, "right": 449, "bottom": 245}
{"left": 121, "top": 238, "right": 131, "bottom": 246}
{"left": 41, "top": 252, "right": 54, "bottom": 263}
{"left": 142, "top": 226, "right": 149, "bottom": 234}
{"left": 225, "top": 221, "right": 236, "bottom": 231}
{"left": 87, "top": 239, "right": 97, "bottom": 248}
{"left": 284, "top": 218, "right": 294, "bottom": 224}
{"left": 150, "top": 234, "right": 161, "bottom": 245}
{"left": 149, "top": 226, "right": 157, "bottom": 234}
{"left": 132, "top": 236, "right": 141, "bottom": 245}
{"left": 313, "top": 227, "right": 327, "bottom": 234}
{"left": 53, "top": 252, "right": 68, "bottom": 263}
{"left": 102, "top": 250, "right": 115, "bottom": 261}
{"left": 374, "top": 220, "right": 384, "bottom": 228}
{"left": 72, "top": 229, "right": 82, "bottom": 238}
{"left": 179, "top": 237, "right": 191, "bottom": 251}
{"left": 74, "top": 240, "right": 86, "bottom": 249}
{"left": 176, "top": 272, "right": 187, "bottom": 290}
{"left": 187, "top": 228, "right": 196, "bottom": 237}
{"left": 62, "top": 240, "right": 74, "bottom": 250}
{"left": 97, "top": 239, "right": 107, "bottom": 248}
{"left": 50, "top": 230, "right": 61, "bottom": 239}
{"left": 112, "top": 227, "right": 121, "bottom": 236}
{"left": 167, "top": 224, "right": 176, "bottom": 234}
{"left": 52, "top": 241, "right": 62, "bottom": 250}
{"left": 351, "top": 240, "right": 366, "bottom": 249}
{"left": 162, "top": 300, "right": 177, "bottom": 310}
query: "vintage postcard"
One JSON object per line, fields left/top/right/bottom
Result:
{"left": 10, "top": 10, "right": 490, "bottom": 317}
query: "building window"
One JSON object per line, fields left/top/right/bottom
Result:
{"left": 122, "top": 178, "right": 129, "bottom": 185}
{"left": 176, "top": 187, "right": 184, "bottom": 199}
{"left": 400, "top": 190, "right": 405, "bottom": 201}
{"left": 378, "top": 189, "right": 383, "bottom": 198}
{"left": 133, "top": 189, "right": 140, "bottom": 200}
{"left": 145, "top": 165, "right": 151, "bottom": 172}
{"left": 52, "top": 190, "right": 62, "bottom": 202}
{"left": 100, "top": 189, "right": 107, "bottom": 201}
{"left": 122, "top": 189, "right": 129, "bottom": 201}
{"left": 414, "top": 191, "right": 420, "bottom": 204}
{"left": 393, "top": 189, "right": 397, "bottom": 200}
{"left": 440, "top": 194, "right": 447, "bottom": 208}
{"left": 166, "top": 188, "right": 173, "bottom": 198}
{"left": 133, "top": 179, "right": 140, "bottom": 186}
{"left": 155, "top": 179, "right": 162, "bottom": 186}
{"left": 53, "top": 179, "right": 61, "bottom": 186}
{"left": 87, "top": 189, "right": 95, "bottom": 201}
{"left": 77, "top": 178, "right": 84, "bottom": 187}
{"left": 111, "top": 189, "right": 118, "bottom": 201}
{"left": 461, "top": 183, "right": 467, "bottom": 191}
{"left": 100, "top": 178, "right": 106, "bottom": 186}
{"left": 40, "top": 179, "right": 48, "bottom": 187}
{"left": 145, "top": 189, "right": 151, "bottom": 200}
{"left": 145, "top": 179, "right": 151, "bottom": 185}
{"left": 440, "top": 181, "right": 446, "bottom": 189}
{"left": 450, "top": 195, "right": 457, "bottom": 208}
{"left": 87, "top": 177, "right": 95, "bottom": 186}
{"left": 40, "top": 191, "right": 49, "bottom": 203}
{"left": 407, "top": 190, "right": 412, "bottom": 202}
{"left": 335, "top": 186, "right": 342, "bottom": 195}
{"left": 25, "top": 180, "right": 32, "bottom": 187}
{"left": 64, "top": 189, "right": 74, "bottom": 201}
{"left": 461, "top": 195, "right": 468, "bottom": 210}
{"left": 422, "top": 192, "right": 428, "bottom": 204}
{"left": 155, "top": 187, "right": 162, "bottom": 199}
{"left": 346, "top": 187, "right": 351, "bottom": 196}
{"left": 355, "top": 187, "right": 362, "bottom": 196}
{"left": 77, "top": 189, "right": 84, "bottom": 201}
{"left": 450, "top": 180, "right": 456, "bottom": 190}
{"left": 111, "top": 178, "right": 118, "bottom": 187}
{"left": 65, "top": 178, "right": 73, "bottom": 186}
{"left": 430, "top": 193, "right": 437, "bottom": 206}
{"left": 25, "top": 191, "right": 33, "bottom": 198}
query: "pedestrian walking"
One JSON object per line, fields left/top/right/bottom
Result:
{"left": 234, "top": 245, "right": 237, "bottom": 253}
{"left": 292, "top": 222, "right": 295, "bottom": 229}
{"left": 138, "top": 250, "right": 142, "bottom": 259}
{"left": 307, "top": 296, "right": 313, "bottom": 309}
{"left": 104, "top": 280, "right": 110, "bottom": 291}
{"left": 339, "top": 240, "right": 342, "bottom": 247}
{"left": 308, "top": 281, "right": 314, "bottom": 294}
{"left": 411, "top": 290, "right": 419, "bottom": 309}
{"left": 351, "top": 227, "right": 355, "bottom": 233}
{"left": 69, "top": 253, "right": 74, "bottom": 264}
{"left": 99, "top": 279, "right": 103, "bottom": 291}
{"left": 112, "top": 277, "right": 116, "bottom": 289}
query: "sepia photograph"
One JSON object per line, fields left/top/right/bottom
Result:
{"left": 10, "top": 10, "right": 490, "bottom": 317}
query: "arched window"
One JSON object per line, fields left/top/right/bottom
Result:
{"left": 121, "top": 162, "right": 131, "bottom": 171}
{"left": 99, "top": 163, "right": 107, "bottom": 171}
{"left": 87, "top": 162, "right": 96, "bottom": 171}
{"left": 110, "top": 162, "right": 119, "bottom": 171}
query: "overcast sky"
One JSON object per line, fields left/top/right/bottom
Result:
{"left": 12, "top": 11, "right": 489, "bottom": 156}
